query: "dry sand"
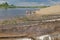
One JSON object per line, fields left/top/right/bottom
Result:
{"left": 34, "top": 5, "right": 60, "bottom": 16}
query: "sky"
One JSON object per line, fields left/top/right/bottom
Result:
{"left": 0, "top": 0, "right": 60, "bottom": 6}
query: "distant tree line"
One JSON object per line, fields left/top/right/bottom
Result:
{"left": 0, "top": 2, "right": 50, "bottom": 8}
{"left": 0, "top": 2, "right": 16, "bottom": 8}
{"left": 16, "top": 6, "right": 50, "bottom": 8}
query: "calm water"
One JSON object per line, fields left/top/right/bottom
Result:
{"left": 0, "top": 8, "right": 39, "bottom": 19}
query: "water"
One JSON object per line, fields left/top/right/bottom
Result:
{"left": 0, "top": 8, "right": 39, "bottom": 20}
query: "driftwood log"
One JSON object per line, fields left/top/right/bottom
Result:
{"left": 0, "top": 19, "right": 60, "bottom": 40}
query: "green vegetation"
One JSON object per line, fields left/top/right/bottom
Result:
{"left": 16, "top": 6, "right": 49, "bottom": 8}
{"left": 0, "top": 2, "right": 49, "bottom": 8}
{"left": 0, "top": 2, "right": 16, "bottom": 8}
{"left": 0, "top": 17, "right": 28, "bottom": 25}
{"left": 0, "top": 14, "right": 60, "bottom": 25}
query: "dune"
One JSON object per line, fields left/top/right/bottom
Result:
{"left": 34, "top": 5, "right": 60, "bottom": 16}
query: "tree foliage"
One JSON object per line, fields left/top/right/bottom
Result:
{"left": 0, "top": 2, "right": 15, "bottom": 8}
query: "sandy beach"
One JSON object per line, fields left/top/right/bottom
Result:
{"left": 34, "top": 5, "right": 60, "bottom": 16}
